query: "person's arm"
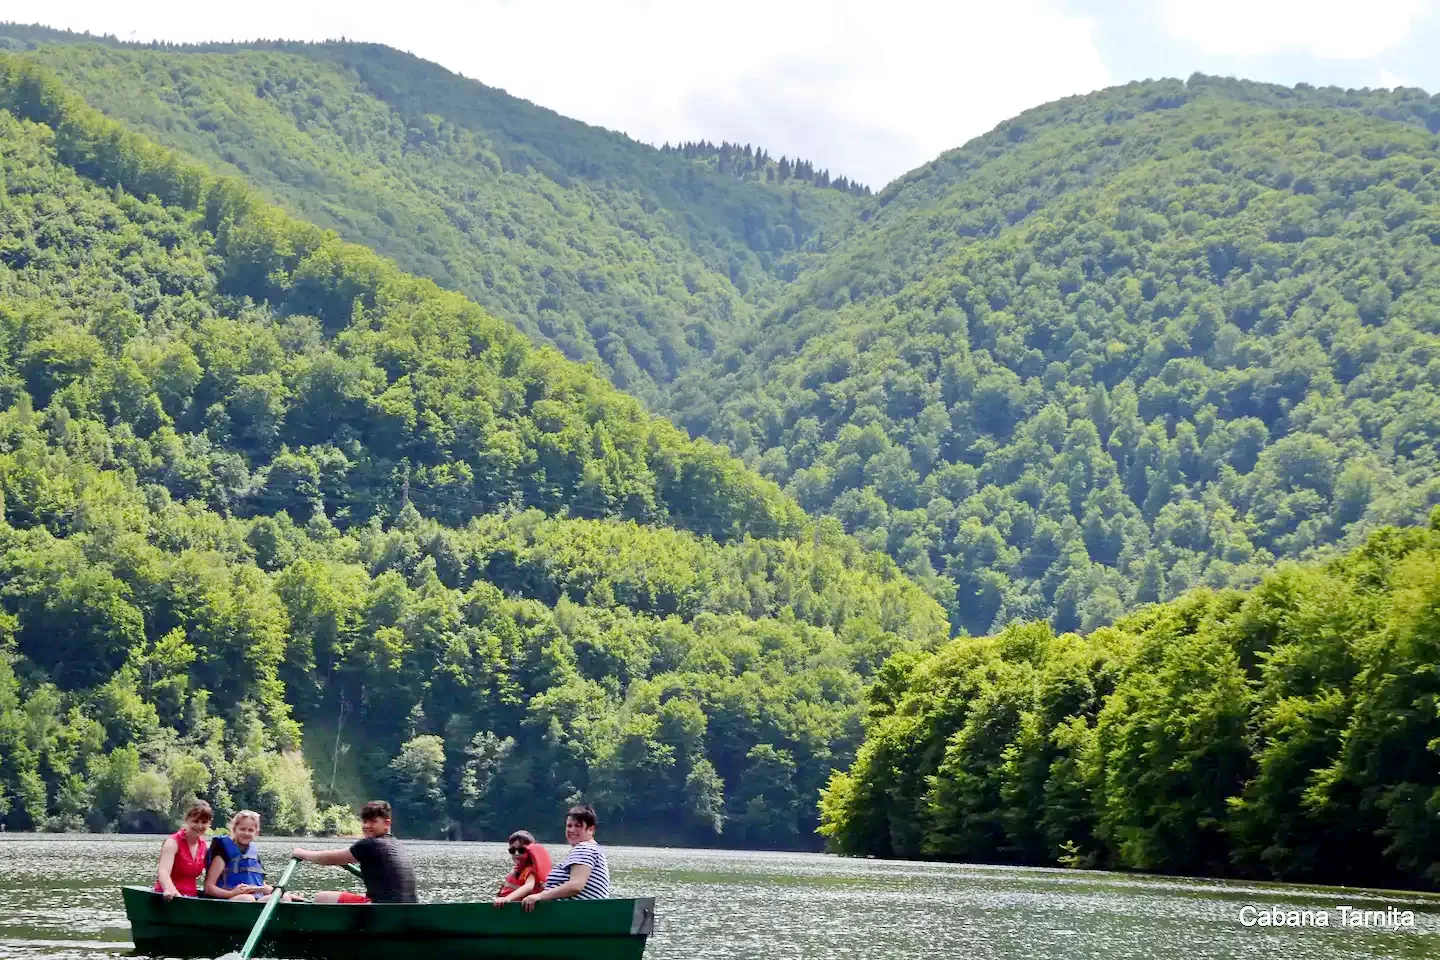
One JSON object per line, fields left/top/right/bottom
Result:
{"left": 522, "top": 864, "right": 589, "bottom": 911}
{"left": 156, "top": 838, "right": 180, "bottom": 900}
{"left": 204, "top": 853, "right": 233, "bottom": 899}
{"left": 493, "top": 874, "right": 536, "bottom": 907}
{"left": 291, "top": 846, "right": 359, "bottom": 867}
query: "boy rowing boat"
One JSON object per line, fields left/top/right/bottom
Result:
{"left": 292, "top": 800, "right": 418, "bottom": 904}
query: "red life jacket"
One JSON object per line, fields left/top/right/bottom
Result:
{"left": 154, "top": 829, "right": 206, "bottom": 897}
{"left": 498, "top": 844, "right": 552, "bottom": 896}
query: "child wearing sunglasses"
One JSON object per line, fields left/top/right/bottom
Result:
{"left": 492, "top": 830, "right": 551, "bottom": 907}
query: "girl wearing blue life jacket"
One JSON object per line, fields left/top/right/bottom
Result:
{"left": 204, "top": 810, "right": 291, "bottom": 902}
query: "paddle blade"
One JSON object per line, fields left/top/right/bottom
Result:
{"left": 214, "top": 952, "right": 244, "bottom": 960}
{"left": 232, "top": 856, "right": 301, "bottom": 960}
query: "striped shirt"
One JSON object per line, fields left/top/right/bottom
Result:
{"left": 543, "top": 840, "right": 610, "bottom": 900}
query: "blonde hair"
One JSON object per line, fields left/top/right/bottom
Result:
{"left": 229, "top": 810, "right": 262, "bottom": 831}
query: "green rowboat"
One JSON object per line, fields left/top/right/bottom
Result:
{"left": 120, "top": 886, "right": 654, "bottom": 960}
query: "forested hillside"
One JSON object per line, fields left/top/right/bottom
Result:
{"left": 679, "top": 76, "right": 1440, "bottom": 634}
{"left": 6, "top": 22, "right": 1440, "bottom": 885}
{"left": 820, "top": 511, "right": 1440, "bottom": 890}
{"left": 0, "top": 55, "right": 946, "bottom": 844}
{"left": 0, "top": 23, "right": 863, "bottom": 408}
{"left": 15, "top": 24, "right": 1438, "bottom": 640}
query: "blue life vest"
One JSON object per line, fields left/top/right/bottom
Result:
{"left": 208, "top": 835, "right": 266, "bottom": 890}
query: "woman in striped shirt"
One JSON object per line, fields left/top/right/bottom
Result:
{"left": 522, "top": 804, "right": 610, "bottom": 908}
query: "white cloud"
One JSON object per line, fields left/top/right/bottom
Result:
{"left": 1378, "top": 68, "right": 1410, "bottom": 87}
{"left": 1160, "top": 0, "right": 1433, "bottom": 59}
{"left": 27, "top": 0, "right": 1111, "bottom": 188}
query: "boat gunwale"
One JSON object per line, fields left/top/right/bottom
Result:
{"left": 121, "top": 884, "right": 656, "bottom": 939}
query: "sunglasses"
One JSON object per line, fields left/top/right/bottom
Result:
{"left": 508, "top": 847, "right": 525, "bottom": 855}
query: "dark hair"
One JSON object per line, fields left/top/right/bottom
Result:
{"left": 566, "top": 804, "right": 597, "bottom": 830}
{"left": 360, "top": 800, "right": 392, "bottom": 822}
{"left": 184, "top": 800, "right": 213, "bottom": 823}
{"left": 507, "top": 830, "right": 535, "bottom": 846}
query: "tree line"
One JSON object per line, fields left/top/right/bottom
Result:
{"left": 660, "top": 140, "right": 870, "bottom": 196}
{"left": 821, "top": 511, "right": 1440, "bottom": 889}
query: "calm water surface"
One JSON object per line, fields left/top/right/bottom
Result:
{"left": 1, "top": 835, "right": 1437, "bottom": 959}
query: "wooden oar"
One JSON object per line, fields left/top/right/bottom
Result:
{"left": 218, "top": 855, "right": 300, "bottom": 960}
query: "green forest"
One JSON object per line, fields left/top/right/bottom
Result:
{"left": 0, "top": 23, "right": 1438, "bottom": 889}
{"left": 0, "top": 53, "right": 944, "bottom": 846}
{"left": 1, "top": 26, "right": 864, "bottom": 410}
{"left": 658, "top": 140, "right": 871, "bottom": 196}
{"left": 682, "top": 77, "right": 1440, "bottom": 636}
{"left": 5, "top": 25, "right": 1435, "bottom": 638}
{"left": 820, "top": 513, "right": 1440, "bottom": 889}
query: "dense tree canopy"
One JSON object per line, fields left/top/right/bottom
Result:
{"left": 659, "top": 140, "right": 870, "bottom": 196}
{"left": 0, "top": 55, "right": 945, "bottom": 843}
{"left": 677, "top": 76, "right": 1440, "bottom": 634}
{"left": 0, "top": 24, "right": 863, "bottom": 408}
{"left": 820, "top": 511, "right": 1440, "bottom": 889}
{"left": 12, "top": 26, "right": 1435, "bottom": 638}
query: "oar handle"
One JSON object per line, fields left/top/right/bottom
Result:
{"left": 237, "top": 857, "right": 300, "bottom": 960}
{"left": 342, "top": 862, "right": 364, "bottom": 880}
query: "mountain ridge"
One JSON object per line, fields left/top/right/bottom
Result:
{"left": 678, "top": 74, "right": 1440, "bottom": 633}
{"left": 11, "top": 24, "right": 1440, "bottom": 639}
{"left": 10, "top": 25, "right": 1440, "bottom": 638}
{"left": 0, "top": 22, "right": 870, "bottom": 410}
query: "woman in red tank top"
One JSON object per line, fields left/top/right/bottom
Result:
{"left": 154, "top": 800, "right": 213, "bottom": 899}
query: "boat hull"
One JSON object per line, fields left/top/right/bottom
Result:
{"left": 121, "top": 886, "right": 653, "bottom": 960}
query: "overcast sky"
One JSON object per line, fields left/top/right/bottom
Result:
{"left": 21, "top": 0, "right": 1440, "bottom": 189}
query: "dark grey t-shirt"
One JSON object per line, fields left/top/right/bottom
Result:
{"left": 350, "top": 835, "right": 417, "bottom": 903}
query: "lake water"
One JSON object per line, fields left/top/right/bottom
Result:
{"left": 1, "top": 835, "right": 1437, "bottom": 959}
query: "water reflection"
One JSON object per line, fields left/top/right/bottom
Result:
{"left": 1, "top": 836, "right": 1436, "bottom": 960}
